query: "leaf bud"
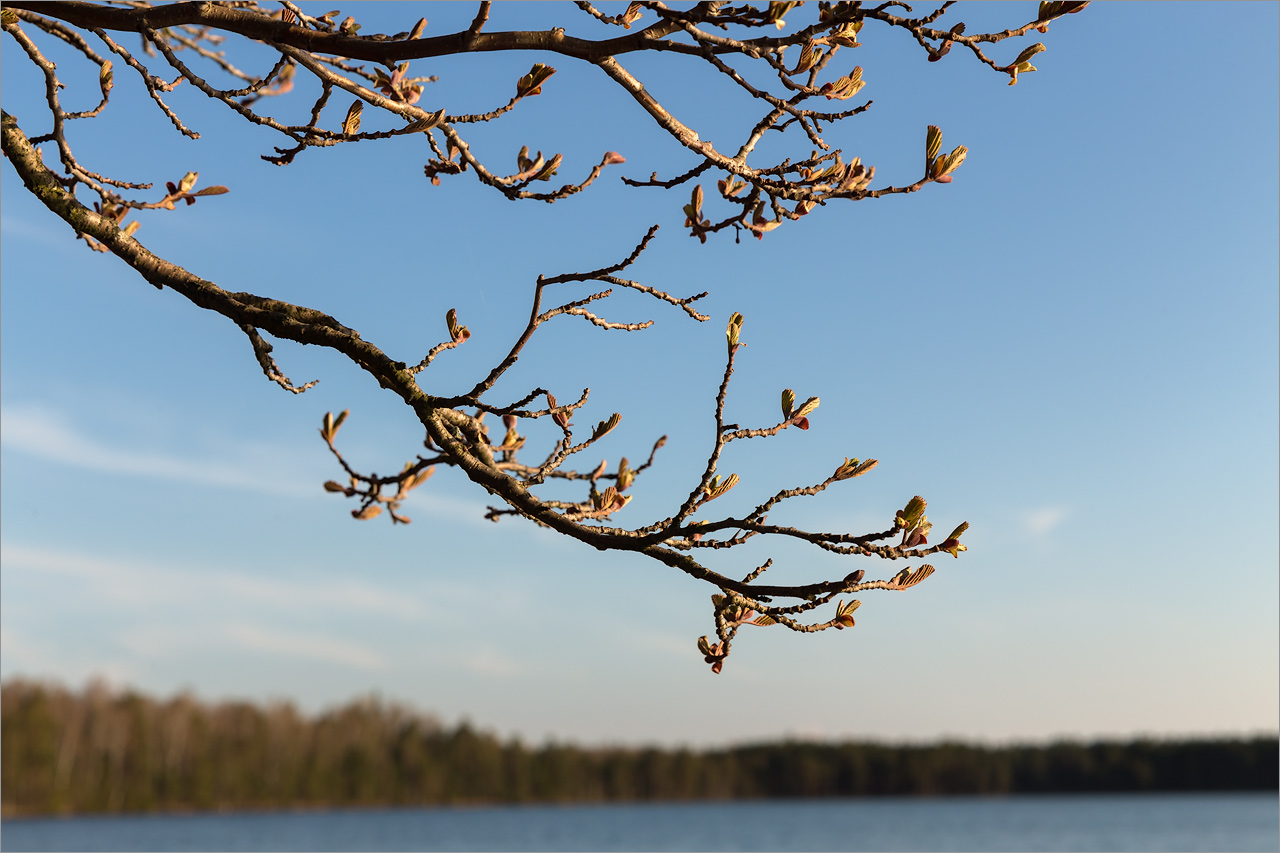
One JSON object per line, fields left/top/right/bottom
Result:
{"left": 516, "top": 63, "right": 556, "bottom": 98}
{"left": 342, "top": 100, "right": 362, "bottom": 136}
{"left": 900, "top": 496, "right": 927, "bottom": 526}
{"left": 1013, "top": 42, "right": 1047, "bottom": 66}
{"left": 616, "top": 458, "right": 635, "bottom": 492}
{"left": 935, "top": 146, "right": 967, "bottom": 178}
{"left": 926, "top": 125, "right": 943, "bottom": 173}
{"left": 726, "top": 312, "right": 744, "bottom": 350}
{"left": 705, "top": 473, "right": 739, "bottom": 500}
{"left": 835, "top": 457, "right": 878, "bottom": 480}
{"left": 794, "top": 396, "right": 820, "bottom": 419}
{"left": 592, "top": 412, "right": 621, "bottom": 440}
{"left": 621, "top": 2, "right": 644, "bottom": 27}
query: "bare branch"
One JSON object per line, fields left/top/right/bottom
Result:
{"left": 239, "top": 323, "right": 318, "bottom": 394}
{"left": 1, "top": 0, "right": 1074, "bottom": 672}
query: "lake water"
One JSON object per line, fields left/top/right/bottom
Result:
{"left": 2, "top": 793, "right": 1276, "bottom": 852}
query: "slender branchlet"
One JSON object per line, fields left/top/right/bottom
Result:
{"left": 1, "top": 0, "right": 1083, "bottom": 671}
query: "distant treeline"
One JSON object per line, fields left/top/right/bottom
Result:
{"left": 3, "top": 679, "right": 1276, "bottom": 816}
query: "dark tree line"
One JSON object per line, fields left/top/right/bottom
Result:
{"left": 3, "top": 680, "right": 1275, "bottom": 816}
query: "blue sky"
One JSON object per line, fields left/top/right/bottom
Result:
{"left": 2, "top": 2, "right": 1276, "bottom": 747}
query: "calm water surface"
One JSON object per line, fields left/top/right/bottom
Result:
{"left": 3, "top": 793, "right": 1277, "bottom": 852}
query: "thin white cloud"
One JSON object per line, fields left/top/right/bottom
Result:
{"left": 0, "top": 543, "right": 424, "bottom": 619}
{"left": 631, "top": 630, "right": 695, "bottom": 659}
{"left": 224, "top": 624, "right": 386, "bottom": 670}
{"left": 0, "top": 402, "right": 631, "bottom": 544}
{"left": 0, "top": 624, "right": 140, "bottom": 687}
{"left": 0, "top": 404, "right": 552, "bottom": 531}
{"left": 405, "top": 490, "right": 513, "bottom": 529}
{"left": 14, "top": 620, "right": 386, "bottom": 673}
{"left": 459, "top": 647, "right": 524, "bottom": 677}
{"left": 0, "top": 404, "right": 312, "bottom": 497}
{"left": 1022, "top": 506, "right": 1069, "bottom": 537}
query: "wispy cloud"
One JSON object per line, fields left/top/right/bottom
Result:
{"left": 6, "top": 614, "right": 384, "bottom": 675}
{"left": 224, "top": 624, "right": 386, "bottom": 670}
{"left": 1022, "top": 506, "right": 1069, "bottom": 537}
{"left": 459, "top": 647, "right": 524, "bottom": 677}
{"left": 0, "top": 625, "right": 140, "bottom": 687}
{"left": 0, "top": 403, "right": 527, "bottom": 528}
{"left": 631, "top": 630, "right": 695, "bottom": 660}
{"left": 1, "top": 543, "right": 425, "bottom": 619}
{"left": 0, "top": 404, "right": 313, "bottom": 497}
{"left": 404, "top": 491, "right": 516, "bottom": 530}
{"left": 4, "top": 546, "right": 399, "bottom": 673}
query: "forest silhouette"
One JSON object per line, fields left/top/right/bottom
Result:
{"left": 3, "top": 680, "right": 1275, "bottom": 816}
